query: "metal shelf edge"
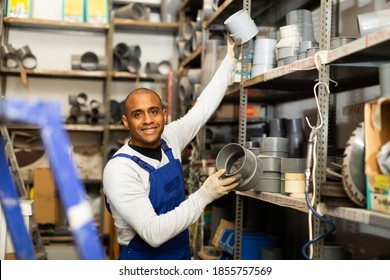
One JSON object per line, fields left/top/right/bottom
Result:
{"left": 323, "top": 204, "right": 390, "bottom": 230}
{"left": 236, "top": 190, "right": 309, "bottom": 213}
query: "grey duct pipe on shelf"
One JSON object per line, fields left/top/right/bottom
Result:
{"left": 161, "top": 0, "right": 181, "bottom": 22}
{"left": 126, "top": 58, "right": 141, "bottom": 73}
{"left": 145, "top": 62, "right": 159, "bottom": 74}
{"left": 114, "top": 3, "right": 149, "bottom": 20}
{"left": 71, "top": 53, "right": 107, "bottom": 71}
{"left": 16, "top": 45, "right": 37, "bottom": 69}
{"left": 114, "top": 43, "right": 141, "bottom": 60}
{"left": 157, "top": 60, "right": 172, "bottom": 75}
{"left": 110, "top": 100, "right": 122, "bottom": 124}
{"left": 80, "top": 51, "right": 99, "bottom": 71}
{"left": 112, "top": 53, "right": 128, "bottom": 71}
{"left": 205, "top": 126, "right": 233, "bottom": 143}
{"left": 1, "top": 44, "right": 19, "bottom": 69}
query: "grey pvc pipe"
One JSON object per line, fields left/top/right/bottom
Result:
{"left": 80, "top": 51, "right": 99, "bottom": 71}
{"left": 1, "top": 44, "right": 19, "bottom": 69}
{"left": 72, "top": 54, "right": 106, "bottom": 70}
{"left": 145, "top": 62, "right": 159, "bottom": 74}
{"left": 126, "top": 58, "right": 141, "bottom": 73}
{"left": 157, "top": 60, "right": 172, "bottom": 75}
{"left": 205, "top": 126, "right": 232, "bottom": 143}
{"left": 113, "top": 54, "right": 128, "bottom": 71}
{"left": 115, "top": 3, "right": 148, "bottom": 20}
{"left": 114, "top": 43, "right": 141, "bottom": 60}
{"left": 16, "top": 45, "right": 37, "bottom": 69}
{"left": 114, "top": 43, "right": 130, "bottom": 58}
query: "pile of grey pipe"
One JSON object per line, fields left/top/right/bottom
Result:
{"left": 66, "top": 93, "right": 124, "bottom": 125}
{"left": 113, "top": 43, "right": 141, "bottom": 73}
{"left": 1, "top": 43, "right": 37, "bottom": 69}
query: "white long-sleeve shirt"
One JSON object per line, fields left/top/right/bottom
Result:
{"left": 103, "top": 57, "right": 235, "bottom": 247}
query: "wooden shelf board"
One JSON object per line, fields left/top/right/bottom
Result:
{"left": 3, "top": 17, "right": 108, "bottom": 31}
{"left": 237, "top": 190, "right": 309, "bottom": 213}
{"left": 114, "top": 18, "right": 179, "bottom": 32}
{"left": 1, "top": 68, "right": 107, "bottom": 79}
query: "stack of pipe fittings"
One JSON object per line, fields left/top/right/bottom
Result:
{"left": 280, "top": 158, "right": 307, "bottom": 198}
{"left": 71, "top": 51, "right": 107, "bottom": 71}
{"left": 177, "top": 16, "right": 202, "bottom": 61}
{"left": 275, "top": 9, "right": 317, "bottom": 66}
{"left": 66, "top": 93, "right": 105, "bottom": 125}
{"left": 268, "top": 118, "right": 305, "bottom": 158}
{"left": 216, "top": 143, "right": 263, "bottom": 192}
{"left": 252, "top": 38, "right": 277, "bottom": 76}
{"left": 1, "top": 44, "right": 37, "bottom": 69}
{"left": 109, "top": 99, "right": 125, "bottom": 124}
{"left": 180, "top": 66, "right": 204, "bottom": 103}
{"left": 253, "top": 137, "right": 290, "bottom": 193}
{"left": 178, "top": 74, "right": 194, "bottom": 108}
{"left": 145, "top": 60, "right": 172, "bottom": 76}
{"left": 113, "top": 43, "right": 141, "bottom": 73}
{"left": 114, "top": 2, "right": 150, "bottom": 20}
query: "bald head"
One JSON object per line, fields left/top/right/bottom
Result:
{"left": 123, "top": 88, "right": 163, "bottom": 117}
{"left": 121, "top": 87, "right": 167, "bottom": 148}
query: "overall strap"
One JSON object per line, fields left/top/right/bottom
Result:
{"left": 110, "top": 153, "right": 155, "bottom": 173}
{"left": 160, "top": 139, "right": 175, "bottom": 162}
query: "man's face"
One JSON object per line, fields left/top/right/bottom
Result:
{"left": 122, "top": 90, "right": 166, "bottom": 148}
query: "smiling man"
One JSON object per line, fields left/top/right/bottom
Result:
{"left": 103, "top": 37, "right": 242, "bottom": 260}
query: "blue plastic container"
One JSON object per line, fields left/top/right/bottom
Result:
{"left": 225, "top": 231, "right": 278, "bottom": 260}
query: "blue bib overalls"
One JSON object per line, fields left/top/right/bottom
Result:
{"left": 107, "top": 140, "right": 191, "bottom": 260}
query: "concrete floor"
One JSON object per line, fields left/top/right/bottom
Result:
{"left": 45, "top": 244, "right": 79, "bottom": 260}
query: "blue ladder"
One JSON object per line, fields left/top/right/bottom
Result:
{"left": 0, "top": 99, "right": 106, "bottom": 260}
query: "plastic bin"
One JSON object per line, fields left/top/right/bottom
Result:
{"left": 226, "top": 231, "right": 278, "bottom": 260}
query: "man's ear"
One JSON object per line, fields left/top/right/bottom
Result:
{"left": 122, "top": 115, "right": 129, "bottom": 128}
{"left": 163, "top": 109, "right": 167, "bottom": 124}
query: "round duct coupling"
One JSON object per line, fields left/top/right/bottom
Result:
{"left": 1, "top": 44, "right": 19, "bottom": 69}
{"left": 76, "top": 92, "right": 88, "bottom": 105}
{"left": 114, "top": 43, "right": 130, "bottom": 58}
{"left": 157, "top": 60, "right": 172, "bottom": 75}
{"left": 80, "top": 52, "right": 99, "bottom": 70}
{"left": 16, "top": 45, "right": 37, "bottom": 69}
{"left": 260, "top": 137, "right": 290, "bottom": 157}
{"left": 216, "top": 143, "right": 263, "bottom": 192}
{"left": 126, "top": 58, "right": 141, "bottom": 73}
{"left": 145, "top": 62, "right": 159, "bottom": 74}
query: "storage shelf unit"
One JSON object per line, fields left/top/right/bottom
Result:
{"left": 191, "top": 0, "right": 390, "bottom": 260}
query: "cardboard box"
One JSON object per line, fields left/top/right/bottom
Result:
{"left": 211, "top": 103, "right": 264, "bottom": 122}
{"left": 364, "top": 97, "right": 390, "bottom": 214}
{"left": 7, "top": 0, "right": 32, "bottom": 18}
{"left": 211, "top": 218, "right": 235, "bottom": 248}
{"left": 62, "top": 0, "right": 85, "bottom": 22}
{"left": 33, "top": 168, "right": 60, "bottom": 224}
{"left": 85, "top": 0, "right": 109, "bottom": 23}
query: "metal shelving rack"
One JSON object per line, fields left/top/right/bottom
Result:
{"left": 189, "top": 0, "right": 390, "bottom": 260}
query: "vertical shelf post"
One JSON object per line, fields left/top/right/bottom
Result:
{"left": 312, "top": 0, "right": 333, "bottom": 259}
{"left": 234, "top": 0, "right": 252, "bottom": 260}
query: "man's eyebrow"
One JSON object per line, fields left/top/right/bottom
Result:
{"left": 130, "top": 106, "right": 160, "bottom": 114}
